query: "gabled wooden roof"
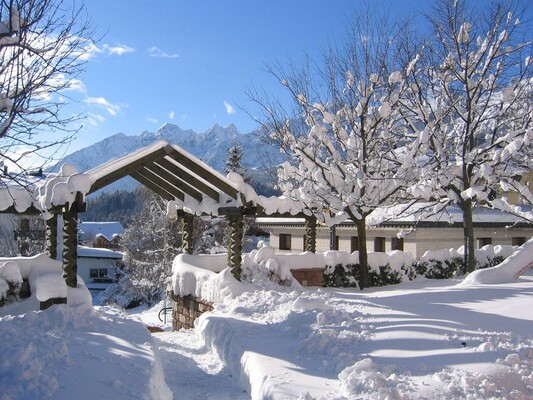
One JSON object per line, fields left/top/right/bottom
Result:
{"left": 86, "top": 141, "right": 244, "bottom": 212}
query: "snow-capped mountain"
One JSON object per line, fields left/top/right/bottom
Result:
{"left": 54, "top": 123, "right": 285, "bottom": 193}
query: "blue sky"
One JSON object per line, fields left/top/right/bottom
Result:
{"left": 62, "top": 0, "right": 438, "bottom": 155}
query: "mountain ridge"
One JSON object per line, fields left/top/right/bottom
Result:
{"left": 56, "top": 123, "right": 284, "bottom": 194}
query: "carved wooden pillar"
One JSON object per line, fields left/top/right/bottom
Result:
{"left": 179, "top": 211, "right": 194, "bottom": 255}
{"left": 304, "top": 216, "right": 317, "bottom": 253}
{"left": 227, "top": 213, "right": 243, "bottom": 280}
{"left": 45, "top": 214, "right": 58, "bottom": 259}
{"left": 61, "top": 192, "right": 85, "bottom": 288}
{"left": 62, "top": 207, "right": 78, "bottom": 288}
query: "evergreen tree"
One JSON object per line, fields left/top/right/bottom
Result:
{"left": 224, "top": 142, "right": 245, "bottom": 175}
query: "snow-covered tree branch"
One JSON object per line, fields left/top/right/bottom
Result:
{"left": 0, "top": 0, "right": 94, "bottom": 184}
{"left": 249, "top": 7, "right": 421, "bottom": 288}
{"left": 401, "top": 0, "right": 533, "bottom": 272}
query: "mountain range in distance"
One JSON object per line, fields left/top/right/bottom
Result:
{"left": 55, "top": 123, "right": 286, "bottom": 195}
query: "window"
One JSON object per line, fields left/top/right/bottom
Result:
{"left": 512, "top": 237, "right": 526, "bottom": 246}
{"left": 374, "top": 237, "right": 385, "bottom": 252}
{"left": 90, "top": 269, "right": 108, "bottom": 279}
{"left": 279, "top": 234, "right": 292, "bottom": 250}
{"left": 478, "top": 237, "right": 492, "bottom": 248}
{"left": 331, "top": 235, "right": 339, "bottom": 251}
{"left": 350, "top": 236, "right": 359, "bottom": 253}
{"left": 391, "top": 237, "right": 404, "bottom": 251}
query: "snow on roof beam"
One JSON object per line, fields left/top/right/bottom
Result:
{"left": 88, "top": 147, "right": 168, "bottom": 194}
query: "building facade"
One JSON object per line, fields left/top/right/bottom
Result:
{"left": 258, "top": 207, "right": 533, "bottom": 259}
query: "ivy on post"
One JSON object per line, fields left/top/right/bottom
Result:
{"left": 304, "top": 216, "right": 317, "bottom": 253}
{"left": 178, "top": 210, "right": 194, "bottom": 255}
{"left": 62, "top": 192, "right": 85, "bottom": 288}
{"left": 226, "top": 212, "right": 244, "bottom": 280}
{"left": 45, "top": 214, "right": 58, "bottom": 259}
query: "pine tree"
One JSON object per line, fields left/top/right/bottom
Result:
{"left": 224, "top": 142, "right": 245, "bottom": 175}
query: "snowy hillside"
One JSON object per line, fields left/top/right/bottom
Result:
{"left": 54, "top": 123, "right": 285, "bottom": 193}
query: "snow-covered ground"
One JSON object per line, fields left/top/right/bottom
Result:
{"left": 1, "top": 257, "right": 532, "bottom": 399}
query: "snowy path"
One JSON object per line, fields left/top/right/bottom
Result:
{"left": 152, "top": 329, "right": 250, "bottom": 400}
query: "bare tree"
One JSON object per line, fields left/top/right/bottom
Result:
{"left": 0, "top": 0, "right": 93, "bottom": 183}
{"left": 401, "top": 0, "right": 533, "bottom": 272}
{"left": 248, "top": 8, "right": 419, "bottom": 289}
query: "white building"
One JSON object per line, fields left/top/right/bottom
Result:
{"left": 77, "top": 246, "right": 124, "bottom": 295}
{"left": 258, "top": 206, "right": 533, "bottom": 259}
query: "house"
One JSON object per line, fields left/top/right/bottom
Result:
{"left": 79, "top": 221, "right": 124, "bottom": 249}
{"left": 257, "top": 206, "right": 533, "bottom": 259}
{"left": 77, "top": 246, "right": 125, "bottom": 296}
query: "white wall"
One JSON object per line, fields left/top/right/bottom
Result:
{"left": 267, "top": 224, "right": 533, "bottom": 259}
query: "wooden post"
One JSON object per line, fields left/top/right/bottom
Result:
{"left": 304, "top": 216, "right": 317, "bottom": 253}
{"left": 62, "top": 207, "right": 78, "bottom": 288}
{"left": 61, "top": 192, "right": 85, "bottom": 288}
{"left": 227, "top": 212, "right": 244, "bottom": 280}
{"left": 179, "top": 211, "right": 194, "bottom": 255}
{"left": 45, "top": 214, "right": 58, "bottom": 259}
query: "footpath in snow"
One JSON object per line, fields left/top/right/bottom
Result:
{"left": 0, "top": 249, "right": 532, "bottom": 399}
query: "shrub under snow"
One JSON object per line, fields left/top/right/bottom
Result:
{"left": 323, "top": 244, "right": 519, "bottom": 288}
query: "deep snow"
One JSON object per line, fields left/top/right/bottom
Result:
{"left": 1, "top": 250, "right": 532, "bottom": 399}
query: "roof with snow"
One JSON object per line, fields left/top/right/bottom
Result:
{"left": 77, "top": 246, "right": 123, "bottom": 259}
{"left": 258, "top": 204, "right": 533, "bottom": 228}
{"left": 79, "top": 222, "right": 124, "bottom": 242}
{"left": 0, "top": 140, "right": 308, "bottom": 217}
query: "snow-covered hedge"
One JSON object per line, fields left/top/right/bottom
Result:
{"left": 323, "top": 250, "right": 417, "bottom": 289}
{"left": 417, "top": 245, "right": 516, "bottom": 278}
{"left": 323, "top": 245, "right": 518, "bottom": 288}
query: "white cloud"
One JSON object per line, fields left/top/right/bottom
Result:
{"left": 168, "top": 111, "right": 175, "bottom": 120}
{"left": 147, "top": 116, "right": 158, "bottom": 124}
{"left": 65, "top": 78, "right": 86, "bottom": 92}
{"left": 224, "top": 100, "right": 236, "bottom": 115}
{"left": 78, "top": 42, "right": 103, "bottom": 61}
{"left": 84, "top": 96, "right": 121, "bottom": 116}
{"left": 148, "top": 46, "right": 179, "bottom": 59}
{"left": 102, "top": 44, "right": 135, "bottom": 56}
{"left": 86, "top": 112, "right": 106, "bottom": 127}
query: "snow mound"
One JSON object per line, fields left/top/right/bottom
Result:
{"left": 461, "top": 238, "right": 533, "bottom": 285}
{"left": 0, "top": 305, "right": 172, "bottom": 400}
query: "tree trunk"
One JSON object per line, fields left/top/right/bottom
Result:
{"left": 462, "top": 199, "right": 476, "bottom": 273}
{"left": 355, "top": 216, "right": 369, "bottom": 289}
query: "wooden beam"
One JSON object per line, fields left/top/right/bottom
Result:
{"left": 131, "top": 171, "right": 180, "bottom": 202}
{"left": 88, "top": 147, "right": 168, "bottom": 194}
{"left": 138, "top": 167, "right": 201, "bottom": 203}
{"left": 143, "top": 162, "right": 204, "bottom": 203}
{"left": 133, "top": 170, "right": 184, "bottom": 201}
{"left": 164, "top": 145, "right": 239, "bottom": 199}
{"left": 157, "top": 158, "right": 220, "bottom": 201}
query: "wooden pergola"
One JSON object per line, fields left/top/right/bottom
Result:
{"left": 11, "top": 140, "right": 318, "bottom": 289}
